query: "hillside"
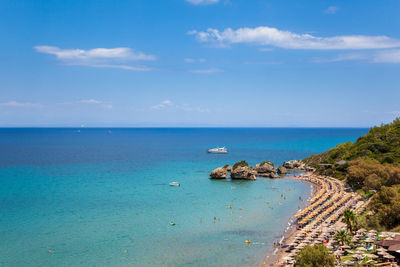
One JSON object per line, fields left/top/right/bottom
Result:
{"left": 304, "top": 118, "right": 400, "bottom": 178}
{"left": 303, "top": 118, "right": 400, "bottom": 230}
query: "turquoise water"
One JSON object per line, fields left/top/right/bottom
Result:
{"left": 0, "top": 128, "right": 367, "bottom": 266}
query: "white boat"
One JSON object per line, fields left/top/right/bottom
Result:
{"left": 169, "top": 182, "right": 180, "bottom": 187}
{"left": 207, "top": 147, "right": 228, "bottom": 154}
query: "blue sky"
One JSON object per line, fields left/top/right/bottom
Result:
{"left": 1, "top": 0, "right": 400, "bottom": 127}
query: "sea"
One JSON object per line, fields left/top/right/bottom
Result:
{"left": 0, "top": 128, "right": 368, "bottom": 267}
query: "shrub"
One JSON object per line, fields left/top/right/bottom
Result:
{"left": 232, "top": 160, "right": 249, "bottom": 170}
{"left": 260, "top": 161, "right": 274, "bottom": 167}
{"left": 294, "top": 244, "right": 335, "bottom": 267}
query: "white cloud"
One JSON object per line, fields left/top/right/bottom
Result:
{"left": 34, "top": 46, "right": 155, "bottom": 71}
{"left": 243, "top": 61, "right": 283, "bottom": 65}
{"left": 312, "top": 53, "right": 367, "bottom": 63}
{"left": 176, "top": 104, "right": 211, "bottom": 113}
{"left": 79, "top": 99, "right": 102, "bottom": 104}
{"left": 151, "top": 100, "right": 210, "bottom": 113}
{"left": 325, "top": 6, "right": 339, "bottom": 14}
{"left": 189, "top": 67, "right": 223, "bottom": 74}
{"left": 188, "top": 26, "right": 400, "bottom": 50}
{"left": 184, "top": 58, "right": 206, "bottom": 63}
{"left": 0, "top": 101, "right": 42, "bottom": 108}
{"left": 314, "top": 49, "right": 400, "bottom": 63}
{"left": 78, "top": 99, "right": 113, "bottom": 109}
{"left": 151, "top": 100, "right": 173, "bottom": 110}
{"left": 186, "top": 0, "right": 219, "bottom": 5}
{"left": 373, "top": 49, "right": 400, "bottom": 63}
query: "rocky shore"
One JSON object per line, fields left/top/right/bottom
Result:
{"left": 209, "top": 160, "right": 305, "bottom": 180}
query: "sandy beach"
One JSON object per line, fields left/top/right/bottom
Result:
{"left": 261, "top": 172, "right": 368, "bottom": 266}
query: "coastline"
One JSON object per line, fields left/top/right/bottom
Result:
{"left": 259, "top": 172, "right": 369, "bottom": 266}
{"left": 260, "top": 173, "right": 318, "bottom": 267}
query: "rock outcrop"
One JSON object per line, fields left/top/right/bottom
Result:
{"left": 210, "top": 167, "right": 228, "bottom": 179}
{"left": 283, "top": 160, "right": 306, "bottom": 170}
{"left": 256, "top": 161, "right": 275, "bottom": 173}
{"left": 231, "top": 166, "right": 257, "bottom": 180}
{"left": 256, "top": 161, "right": 277, "bottom": 178}
{"left": 277, "top": 165, "right": 287, "bottom": 175}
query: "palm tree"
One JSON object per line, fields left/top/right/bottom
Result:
{"left": 342, "top": 209, "right": 356, "bottom": 233}
{"left": 335, "top": 230, "right": 351, "bottom": 246}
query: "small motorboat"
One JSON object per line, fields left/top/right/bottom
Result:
{"left": 207, "top": 147, "right": 228, "bottom": 154}
{"left": 169, "top": 182, "right": 180, "bottom": 187}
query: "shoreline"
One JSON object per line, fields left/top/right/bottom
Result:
{"left": 260, "top": 173, "right": 319, "bottom": 267}
{"left": 260, "top": 172, "right": 366, "bottom": 266}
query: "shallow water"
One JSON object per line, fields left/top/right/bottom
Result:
{"left": 0, "top": 128, "right": 367, "bottom": 266}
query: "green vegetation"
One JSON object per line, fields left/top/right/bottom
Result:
{"left": 260, "top": 160, "right": 274, "bottom": 167}
{"left": 342, "top": 209, "right": 356, "bottom": 233}
{"left": 370, "top": 185, "right": 400, "bottom": 230}
{"left": 232, "top": 160, "right": 249, "bottom": 170}
{"left": 304, "top": 118, "right": 400, "bottom": 170}
{"left": 294, "top": 244, "right": 335, "bottom": 267}
{"left": 223, "top": 164, "right": 230, "bottom": 169}
{"left": 303, "top": 118, "right": 400, "bottom": 231}
{"left": 334, "top": 230, "right": 351, "bottom": 246}
{"left": 346, "top": 158, "right": 400, "bottom": 190}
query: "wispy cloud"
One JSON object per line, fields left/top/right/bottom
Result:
{"left": 312, "top": 53, "right": 367, "bottom": 63}
{"left": 363, "top": 110, "right": 400, "bottom": 115}
{"left": 186, "top": 0, "right": 219, "bottom": 5}
{"left": 176, "top": 104, "right": 211, "bottom": 113}
{"left": 324, "top": 6, "right": 339, "bottom": 14}
{"left": 151, "top": 100, "right": 173, "bottom": 110}
{"left": 78, "top": 99, "right": 112, "bottom": 108}
{"left": 151, "top": 100, "right": 210, "bottom": 113}
{"left": 243, "top": 61, "right": 283, "bottom": 65}
{"left": 189, "top": 67, "right": 223, "bottom": 74}
{"left": 34, "top": 46, "right": 155, "bottom": 71}
{"left": 184, "top": 58, "right": 206, "bottom": 63}
{"left": 79, "top": 99, "right": 102, "bottom": 104}
{"left": 373, "top": 49, "right": 400, "bottom": 63}
{"left": 188, "top": 26, "right": 400, "bottom": 50}
{"left": 60, "top": 99, "right": 112, "bottom": 109}
{"left": 313, "top": 49, "right": 400, "bottom": 63}
{"left": 0, "top": 101, "right": 42, "bottom": 108}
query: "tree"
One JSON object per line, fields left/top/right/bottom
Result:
{"left": 371, "top": 186, "right": 400, "bottom": 229}
{"left": 294, "top": 244, "right": 335, "bottom": 267}
{"left": 342, "top": 209, "right": 356, "bottom": 233}
{"left": 334, "top": 230, "right": 351, "bottom": 246}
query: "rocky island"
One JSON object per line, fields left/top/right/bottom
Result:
{"left": 210, "top": 160, "right": 302, "bottom": 180}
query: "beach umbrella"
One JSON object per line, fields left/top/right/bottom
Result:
{"left": 357, "top": 247, "right": 367, "bottom": 251}
{"left": 384, "top": 254, "right": 395, "bottom": 260}
{"left": 357, "top": 229, "right": 366, "bottom": 233}
{"left": 334, "top": 250, "right": 344, "bottom": 256}
{"left": 364, "top": 254, "right": 378, "bottom": 259}
{"left": 352, "top": 254, "right": 364, "bottom": 260}
{"left": 342, "top": 260, "right": 355, "bottom": 265}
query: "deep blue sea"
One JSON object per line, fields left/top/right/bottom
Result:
{"left": 0, "top": 128, "right": 368, "bottom": 267}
